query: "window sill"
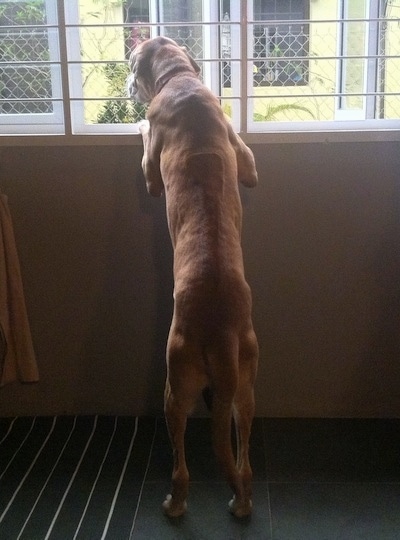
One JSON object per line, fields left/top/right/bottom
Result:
{"left": 0, "top": 129, "right": 399, "bottom": 147}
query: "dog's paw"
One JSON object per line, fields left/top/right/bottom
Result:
{"left": 162, "top": 494, "right": 187, "bottom": 518}
{"left": 137, "top": 119, "right": 150, "bottom": 135}
{"left": 228, "top": 495, "right": 252, "bottom": 519}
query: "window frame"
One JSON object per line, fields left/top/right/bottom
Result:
{"left": 335, "top": 0, "right": 371, "bottom": 121}
{"left": 0, "top": 0, "right": 399, "bottom": 145}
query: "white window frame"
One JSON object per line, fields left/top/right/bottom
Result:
{"left": 228, "top": 1, "right": 242, "bottom": 133}
{"left": 335, "top": 0, "right": 370, "bottom": 121}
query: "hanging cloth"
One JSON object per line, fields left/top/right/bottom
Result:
{"left": 0, "top": 192, "right": 38, "bottom": 386}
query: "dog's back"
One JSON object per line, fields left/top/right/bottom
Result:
{"left": 155, "top": 76, "right": 258, "bottom": 519}
{"left": 169, "top": 151, "right": 252, "bottom": 340}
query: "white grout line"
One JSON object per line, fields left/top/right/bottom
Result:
{"left": 16, "top": 416, "right": 78, "bottom": 540}
{"left": 0, "top": 417, "right": 36, "bottom": 480}
{"left": 128, "top": 418, "right": 158, "bottom": 540}
{"left": 44, "top": 415, "right": 99, "bottom": 540}
{"left": 72, "top": 416, "right": 119, "bottom": 540}
{"left": 101, "top": 417, "right": 139, "bottom": 540}
{"left": 0, "top": 417, "right": 17, "bottom": 446}
{"left": 0, "top": 417, "right": 57, "bottom": 524}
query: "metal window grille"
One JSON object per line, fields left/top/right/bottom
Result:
{"left": 253, "top": 24, "right": 309, "bottom": 87}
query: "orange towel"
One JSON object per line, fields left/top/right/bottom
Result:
{"left": 0, "top": 193, "right": 39, "bottom": 386}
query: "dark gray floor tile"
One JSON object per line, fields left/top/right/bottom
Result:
{"left": 269, "top": 482, "right": 400, "bottom": 540}
{"left": 131, "top": 481, "right": 272, "bottom": 539}
{"left": 263, "top": 419, "right": 400, "bottom": 482}
{"left": 185, "top": 417, "right": 266, "bottom": 481}
{"left": 250, "top": 417, "right": 269, "bottom": 480}
{"left": 146, "top": 418, "right": 171, "bottom": 481}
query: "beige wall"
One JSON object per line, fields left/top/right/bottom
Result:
{"left": 0, "top": 141, "right": 399, "bottom": 417}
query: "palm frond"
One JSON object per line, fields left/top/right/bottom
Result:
{"left": 254, "top": 103, "right": 315, "bottom": 121}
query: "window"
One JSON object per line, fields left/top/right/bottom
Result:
{"left": 247, "top": 0, "right": 400, "bottom": 130}
{"left": 1, "top": 0, "right": 399, "bottom": 139}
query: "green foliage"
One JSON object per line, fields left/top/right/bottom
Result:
{"left": 96, "top": 62, "right": 147, "bottom": 124}
{"left": 15, "top": 0, "right": 45, "bottom": 24}
{"left": 0, "top": 1, "right": 47, "bottom": 60}
{"left": 219, "top": 101, "right": 316, "bottom": 123}
{"left": 0, "top": 1, "right": 46, "bottom": 24}
{"left": 254, "top": 103, "right": 315, "bottom": 121}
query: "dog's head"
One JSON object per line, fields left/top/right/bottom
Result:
{"left": 127, "top": 36, "right": 201, "bottom": 104}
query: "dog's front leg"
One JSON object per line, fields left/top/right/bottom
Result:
{"left": 227, "top": 125, "right": 258, "bottom": 188}
{"left": 138, "top": 120, "right": 164, "bottom": 197}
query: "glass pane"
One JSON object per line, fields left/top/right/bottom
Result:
{"left": 159, "top": 0, "right": 204, "bottom": 71}
{"left": 68, "top": 1, "right": 143, "bottom": 126}
{"left": 69, "top": 0, "right": 233, "bottom": 129}
{"left": 249, "top": 0, "right": 321, "bottom": 126}
{"left": 252, "top": 0, "right": 309, "bottom": 88}
{"left": 70, "top": 1, "right": 209, "bottom": 126}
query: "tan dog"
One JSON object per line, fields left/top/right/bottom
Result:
{"left": 128, "top": 36, "right": 258, "bottom": 519}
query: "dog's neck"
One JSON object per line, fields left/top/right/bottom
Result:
{"left": 155, "top": 66, "right": 196, "bottom": 95}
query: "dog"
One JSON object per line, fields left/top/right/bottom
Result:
{"left": 128, "top": 36, "right": 259, "bottom": 519}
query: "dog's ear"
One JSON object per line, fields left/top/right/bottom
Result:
{"left": 188, "top": 55, "right": 201, "bottom": 75}
{"left": 180, "top": 46, "right": 201, "bottom": 75}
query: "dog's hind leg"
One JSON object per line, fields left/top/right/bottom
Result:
{"left": 163, "top": 327, "right": 206, "bottom": 518}
{"left": 207, "top": 335, "right": 249, "bottom": 517}
{"left": 211, "top": 393, "right": 244, "bottom": 511}
{"left": 231, "top": 327, "right": 258, "bottom": 518}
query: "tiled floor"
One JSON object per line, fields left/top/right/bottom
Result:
{"left": 0, "top": 416, "right": 399, "bottom": 539}
{"left": 134, "top": 418, "right": 400, "bottom": 539}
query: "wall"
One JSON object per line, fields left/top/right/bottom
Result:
{"left": 0, "top": 141, "right": 399, "bottom": 417}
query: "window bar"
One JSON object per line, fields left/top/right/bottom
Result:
{"left": 57, "top": 0, "right": 71, "bottom": 135}
{"left": 240, "top": 0, "right": 248, "bottom": 135}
